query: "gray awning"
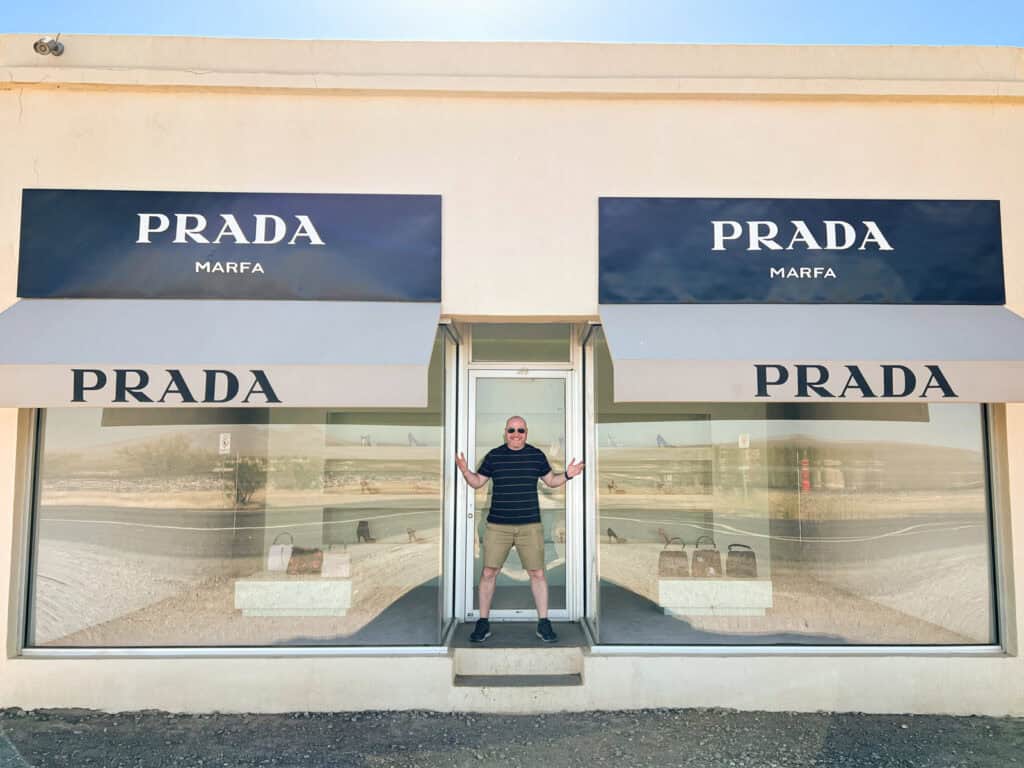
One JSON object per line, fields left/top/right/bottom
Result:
{"left": 0, "top": 299, "right": 440, "bottom": 407}
{"left": 600, "top": 304, "right": 1024, "bottom": 403}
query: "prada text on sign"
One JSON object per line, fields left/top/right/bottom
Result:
{"left": 599, "top": 197, "right": 1004, "bottom": 304}
{"left": 755, "top": 363, "right": 957, "bottom": 399}
{"left": 18, "top": 190, "right": 442, "bottom": 301}
{"left": 71, "top": 368, "right": 281, "bottom": 404}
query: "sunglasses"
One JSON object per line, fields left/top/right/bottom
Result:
{"left": 506, "top": 427, "right": 526, "bottom": 434}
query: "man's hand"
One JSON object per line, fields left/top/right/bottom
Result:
{"left": 542, "top": 458, "right": 585, "bottom": 488}
{"left": 456, "top": 452, "right": 488, "bottom": 489}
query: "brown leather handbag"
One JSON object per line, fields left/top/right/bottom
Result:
{"left": 286, "top": 546, "right": 324, "bottom": 575}
{"left": 658, "top": 539, "right": 689, "bottom": 577}
{"left": 691, "top": 536, "right": 722, "bottom": 577}
{"left": 726, "top": 544, "right": 758, "bottom": 578}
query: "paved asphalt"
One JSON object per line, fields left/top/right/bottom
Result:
{"left": 1, "top": 708, "right": 1021, "bottom": 768}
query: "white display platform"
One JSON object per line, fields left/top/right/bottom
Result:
{"left": 234, "top": 576, "right": 353, "bottom": 617}
{"left": 657, "top": 578, "right": 773, "bottom": 617}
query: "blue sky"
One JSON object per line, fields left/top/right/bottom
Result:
{"left": 4, "top": 0, "right": 1023, "bottom": 46}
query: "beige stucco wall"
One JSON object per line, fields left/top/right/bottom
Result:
{"left": 2, "top": 35, "right": 1023, "bottom": 319}
{"left": 0, "top": 34, "right": 1022, "bottom": 714}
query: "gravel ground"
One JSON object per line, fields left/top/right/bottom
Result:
{"left": 1, "top": 708, "right": 1022, "bottom": 768}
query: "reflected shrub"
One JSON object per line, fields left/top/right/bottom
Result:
{"left": 230, "top": 457, "right": 267, "bottom": 506}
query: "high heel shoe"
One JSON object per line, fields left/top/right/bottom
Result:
{"left": 356, "top": 520, "right": 376, "bottom": 543}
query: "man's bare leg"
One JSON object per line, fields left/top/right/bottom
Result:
{"left": 527, "top": 568, "right": 549, "bottom": 618}
{"left": 478, "top": 566, "right": 499, "bottom": 619}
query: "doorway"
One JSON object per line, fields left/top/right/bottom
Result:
{"left": 458, "top": 368, "right": 581, "bottom": 622}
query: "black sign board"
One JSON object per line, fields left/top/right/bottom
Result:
{"left": 599, "top": 198, "right": 1004, "bottom": 304}
{"left": 18, "top": 190, "right": 442, "bottom": 301}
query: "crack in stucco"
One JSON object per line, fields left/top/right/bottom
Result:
{"left": 16, "top": 87, "right": 23, "bottom": 123}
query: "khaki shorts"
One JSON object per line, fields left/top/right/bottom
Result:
{"left": 482, "top": 522, "right": 546, "bottom": 572}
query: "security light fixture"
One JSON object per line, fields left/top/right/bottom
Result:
{"left": 33, "top": 36, "right": 64, "bottom": 57}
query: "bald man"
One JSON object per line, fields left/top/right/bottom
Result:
{"left": 455, "top": 415, "right": 584, "bottom": 643}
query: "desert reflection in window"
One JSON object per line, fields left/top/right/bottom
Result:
{"left": 591, "top": 329, "right": 997, "bottom": 646}
{"left": 28, "top": 336, "right": 446, "bottom": 647}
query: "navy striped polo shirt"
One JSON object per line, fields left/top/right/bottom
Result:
{"left": 477, "top": 443, "right": 552, "bottom": 525}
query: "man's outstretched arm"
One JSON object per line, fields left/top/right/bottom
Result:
{"left": 455, "top": 452, "right": 490, "bottom": 489}
{"left": 541, "top": 458, "right": 585, "bottom": 488}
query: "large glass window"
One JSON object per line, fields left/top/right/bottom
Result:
{"left": 27, "top": 336, "right": 446, "bottom": 648}
{"left": 591, "top": 329, "right": 997, "bottom": 646}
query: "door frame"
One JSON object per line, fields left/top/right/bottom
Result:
{"left": 453, "top": 326, "right": 584, "bottom": 622}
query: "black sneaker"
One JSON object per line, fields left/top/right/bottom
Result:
{"left": 469, "top": 618, "right": 491, "bottom": 643}
{"left": 536, "top": 618, "right": 558, "bottom": 643}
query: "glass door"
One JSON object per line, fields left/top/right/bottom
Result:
{"left": 465, "top": 371, "right": 572, "bottom": 620}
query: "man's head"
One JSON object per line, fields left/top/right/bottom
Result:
{"left": 504, "top": 415, "right": 528, "bottom": 450}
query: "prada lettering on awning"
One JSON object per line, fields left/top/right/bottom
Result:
{"left": 0, "top": 300, "right": 440, "bottom": 407}
{"left": 599, "top": 304, "right": 1024, "bottom": 403}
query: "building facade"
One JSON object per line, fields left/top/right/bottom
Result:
{"left": 0, "top": 34, "right": 1023, "bottom": 714}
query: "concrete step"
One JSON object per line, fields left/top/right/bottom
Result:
{"left": 453, "top": 645, "right": 584, "bottom": 677}
{"left": 454, "top": 673, "right": 583, "bottom": 688}
{"left": 450, "top": 621, "right": 588, "bottom": 650}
